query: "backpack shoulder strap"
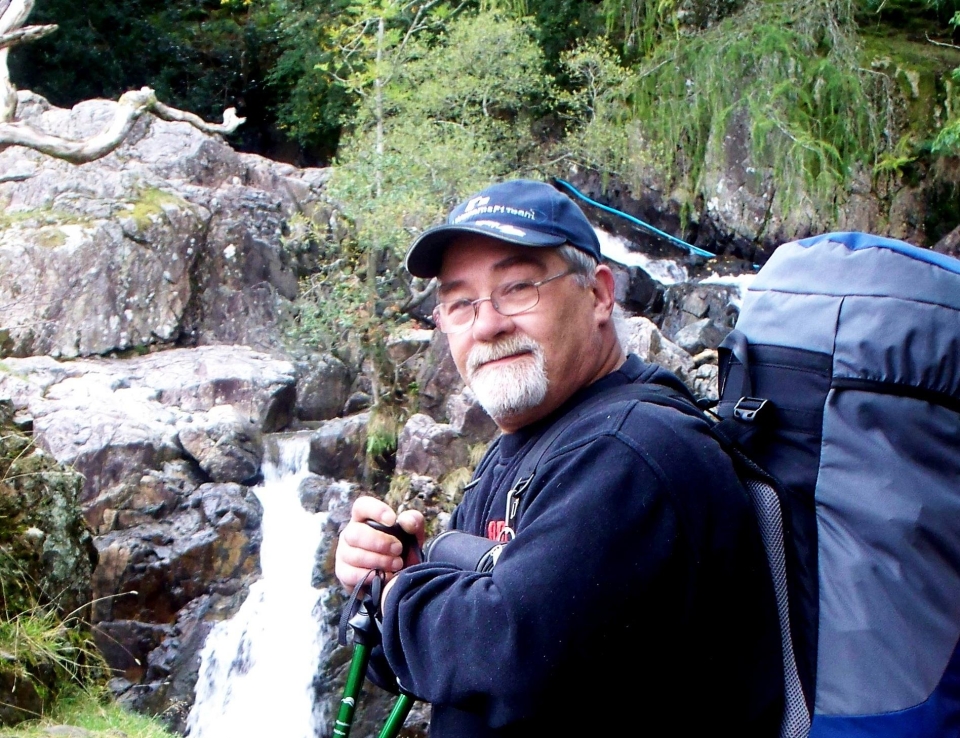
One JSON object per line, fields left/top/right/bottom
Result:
{"left": 495, "top": 382, "right": 701, "bottom": 537}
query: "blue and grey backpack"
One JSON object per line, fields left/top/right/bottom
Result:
{"left": 717, "top": 231, "right": 960, "bottom": 737}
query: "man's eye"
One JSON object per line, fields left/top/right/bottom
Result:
{"left": 499, "top": 281, "right": 536, "bottom": 298}
{"left": 445, "top": 299, "right": 474, "bottom": 315}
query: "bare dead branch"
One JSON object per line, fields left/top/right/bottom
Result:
{"left": 926, "top": 33, "right": 960, "bottom": 51}
{"left": 0, "top": 2, "right": 243, "bottom": 165}
{"left": 0, "top": 0, "right": 32, "bottom": 36}
{"left": 399, "top": 276, "right": 436, "bottom": 312}
{"left": 0, "top": 87, "right": 245, "bottom": 163}
{"left": 151, "top": 99, "right": 245, "bottom": 135}
{"left": 0, "top": 22, "right": 54, "bottom": 50}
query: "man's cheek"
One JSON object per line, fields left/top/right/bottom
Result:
{"left": 448, "top": 342, "right": 471, "bottom": 384}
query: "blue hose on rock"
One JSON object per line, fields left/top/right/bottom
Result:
{"left": 553, "top": 178, "right": 716, "bottom": 259}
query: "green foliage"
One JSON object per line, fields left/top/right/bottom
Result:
{"left": 0, "top": 606, "right": 101, "bottom": 690}
{"left": 252, "top": 0, "right": 356, "bottom": 155}
{"left": 555, "top": 39, "right": 635, "bottom": 175}
{"left": 931, "top": 112, "right": 960, "bottom": 153}
{"left": 366, "top": 406, "right": 403, "bottom": 459}
{"left": 0, "top": 411, "right": 100, "bottom": 725}
{"left": 286, "top": 215, "right": 374, "bottom": 356}
{"left": 932, "top": 13, "right": 960, "bottom": 154}
{"left": 858, "top": 0, "right": 960, "bottom": 20}
{"left": 330, "top": 10, "right": 552, "bottom": 261}
{"left": 612, "top": 0, "right": 885, "bottom": 215}
{"left": 128, "top": 188, "right": 189, "bottom": 231}
{"left": 483, "top": 0, "right": 605, "bottom": 70}
{"left": 0, "top": 685, "right": 177, "bottom": 738}
{"left": 10, "top": 1, "right": 251, "bottom": 124}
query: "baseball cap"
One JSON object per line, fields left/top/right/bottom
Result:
{"left": 405, "top": 179, "right": 602, "bottom": 278}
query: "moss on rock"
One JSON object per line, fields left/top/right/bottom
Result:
{"left": 0, "top": 400, "right": 100, "bottom": 726}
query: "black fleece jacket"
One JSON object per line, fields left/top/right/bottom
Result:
{"left": 379, "top": 355, "right": 784, "bottom": 736}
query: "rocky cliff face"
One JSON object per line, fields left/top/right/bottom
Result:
{"left": 0, "top": 91, "right": 343, "bottom": 359}
{"left": 0, "top": 91, "right": 811, "bottom": 733}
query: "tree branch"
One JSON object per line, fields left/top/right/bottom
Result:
{"left": 0, "top": 22, "right": 54, "bottom": 50}
{"left": 151, "top": 98, "right": 245, "bottom": 135}
{"left": 0, "top": 1, "right": 243, "bottom": 165}
{"left": 0, "top": 0, "right": 32, "bottom": 36}
{"left": 399, "top": 276, "right": 436, "bottom": 312}
{"left": 926, "top": 32, "right": 960, "bottom": 51}
{"left": 0, "top": 87, "right": 245, "bottom": 163}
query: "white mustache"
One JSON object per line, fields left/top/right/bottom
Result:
{"left": 466, "top": 336, "right": 543, "bottom": 378}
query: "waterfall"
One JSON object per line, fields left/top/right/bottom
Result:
{"left": 186, "top": 433, "right": 329, "bottom": 738}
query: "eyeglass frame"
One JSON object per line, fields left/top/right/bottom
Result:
{"left": 431, "top": 269, "right": 576, "bottom": 334}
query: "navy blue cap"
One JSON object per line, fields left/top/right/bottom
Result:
{"left": 405, "top": 179, "right": 602, "bottom": 278}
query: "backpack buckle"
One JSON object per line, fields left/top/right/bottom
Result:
{"left": 733, "top": 396, "right": 770, "bottom": 423}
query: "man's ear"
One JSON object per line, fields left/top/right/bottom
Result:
{"left": 592, "top": 265, "right": 617, "bottom": 323}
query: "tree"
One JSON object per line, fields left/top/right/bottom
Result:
{"left": 294, "top": 10, "right": 553, "bottom": 410}
{"left": 0, "top": 0, "right": 244, "bottom": 182}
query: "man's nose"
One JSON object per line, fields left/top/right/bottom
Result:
{"left": 471, "top": 298, "right": 513, "bottom": 341}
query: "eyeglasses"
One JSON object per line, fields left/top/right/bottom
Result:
{"left": 432, "top": 270, "right": 574, "bottom": 334}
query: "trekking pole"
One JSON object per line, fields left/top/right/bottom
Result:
{"left": 377, "top": 692, "right": 416, "bottom": 738}
{"left": 334, "top": 583, "right": 381, "bottom": 738}
{"left": 334, "top": 521, "right": 422, "bottom": 738}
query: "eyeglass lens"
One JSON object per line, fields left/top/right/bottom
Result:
{"left": 434, "top": 280, "right": 541, "bottom": 333}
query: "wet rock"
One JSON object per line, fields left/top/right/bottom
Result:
{"left": 0, "top": 671, "right": 42, "bottom": 728}
{"left": 343, "top": 391, "right": 372, "bottom": 414}
{"left": 622, "top": 316, "right": 696, "bottom": 386}
{"left": 179, "top": 405, "right": 263, "bottom": 484}
{"left": 118, "top": 590, "right": 248, "bottom": 734}
{"left": 673, "top": 317, "right": 727, "bottom": 355}
{"left": 92, "top": 620, "right": 173, "bottom": 684}
{"left": 308, "top": 413, "right": 370, "bottom": 480}
{"left": 386, "top": 328, "right": 433, "bottom": 390}
{"left": 0, "top": 93, "right": 340, "bottom": 358}
{"left": 607, "top": 261, "right": 665, "bottom": 316}
{"left": 690, "top": 363, "right": 720, "bottom": 403}
{"left": 91, "top": 483, "right": 262, "bottom": 626}
{"left": 445, "top": 388, "right": 498, "bottom": 445}
{"left": 659, "top": 282, "right": 739, "bottom": 342}
{"left": 295, "top": 353, "right": 353, "bottom": 422}
{"left": 395, "top": 414, "right": 469, "bottom": 481}
{"left": 0, "top": 347, "right": 296, "bottom": 504}
{"left": 298, "top": 475, "right": 357, "bottom": 515}
{"left": 415, "top": 333, "right": 464, "bottom": 422}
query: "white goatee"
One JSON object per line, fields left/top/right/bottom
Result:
{"left": 467, "top": 335, "right": 548, "bottom": 422}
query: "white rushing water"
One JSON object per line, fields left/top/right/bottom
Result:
{"left": 186, "top": 434, "right": 329, "bottom": 738}
{"left": 594, "top": 227, "right": 690, "bottom": 285}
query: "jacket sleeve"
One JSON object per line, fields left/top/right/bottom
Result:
{"left": 378, "top": 420, "right": 694, "bottom": 727}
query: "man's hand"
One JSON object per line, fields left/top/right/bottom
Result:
{"left": 335, "top": 496, "right": 426, "bottom": 590}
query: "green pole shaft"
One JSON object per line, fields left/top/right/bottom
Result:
{"left": 333, "top": 642, "right": 372, "bottom": 738}
{"left": 377, "top": 693, "right": 415, "bottom": 738}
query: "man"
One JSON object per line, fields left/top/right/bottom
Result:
{"left": 336, "top": 179, "right": 783, "bottom": 736}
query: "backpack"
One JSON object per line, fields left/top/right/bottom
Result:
{"left": 458, "top": 231, "right": 959, "bottom": 738}
{"left": 717, "top": 231, "right": 960, "bottom": 737}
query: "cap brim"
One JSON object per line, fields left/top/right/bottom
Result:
{"left": 405, "top": 223, "right": 567, "bottom": 278}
